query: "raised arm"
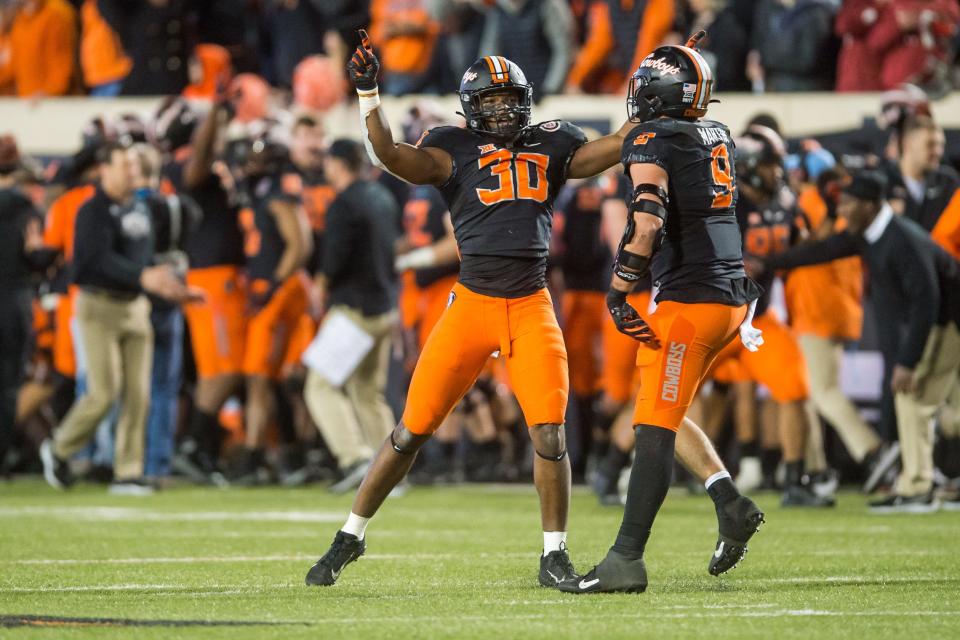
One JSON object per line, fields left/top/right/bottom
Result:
{"left": 567, "top": 120, "right": 635, "bottom": 179}
{"left": 347, "top": 30, "right": 452, "bottom": 186}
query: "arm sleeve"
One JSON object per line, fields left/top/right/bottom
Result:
{"left": 764, "top": 232, "right": 859, "bottom": 270}
{"left": 540, "top": 0, "right": 574, "bottom": 95}
{"left": 895, "top": 247, "right": 940, "bottom": 368}
{"left": 321, "top": 199, "right": 355, "bottom": 282}
{"left": 73, "top": 204, "right": 144, "bottom": 289}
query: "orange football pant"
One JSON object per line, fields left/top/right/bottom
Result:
{"left": 561, "top": 289, "right": 606, "bottom": 397}
{"left": 402, "top": 283, "right": 568, "bottom": 435}
{"left": 184, "top": 265, "right": 248, "bottom": 379}
{"left": 243, "top": 273, "right": 309, "bottom": 380}
{"left": 632, "top": 300, "right": 747, "bottom": 431}
{"left": 709, "top": 311, "right": 810, "bottom": 402}
{"left": 602, "top": 290, "right": 652, "bottom": 404}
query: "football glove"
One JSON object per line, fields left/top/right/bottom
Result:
{"left": 347, "top": 29, "right": 380, "bottom": 92}
{"left": 607, "top": 289, "right": 657, "bottom": 344}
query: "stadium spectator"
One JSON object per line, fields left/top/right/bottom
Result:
{"left": 764, "top": 171, "right": 960, "bottom": 512}
{"left": 0, "top": 135, "right": 43, "bottom": 475}
{"left": 39, "top": 142, "right": 197, "bottom": 495}
{"left": 672, "top": 0, "right": 752, "bottom": 92}
{"left": 478, "top": 0, "right": 575, "bottom": 100}
{"left": 425, "top": 0, "right": 486, "bottom": 90}
{"left": 369, "top": 0, "right": 442, "bottom": 95}
{"left": 304, "top": 139, "right": 399, "bottom": 494}
{"left": 259, "top": 0, "right": 329, "bottom": 88}
{"left": 0, "top": 0, "right": 77, "bottom": 97}
{"left": 834, "top": 0, "right": 885, "bottom": 91}
{"left": 97, "top": 0, "right": 194, "bottom": 96}
{"left": 749, "top": 0, "right": 839, "bottom": 92}
{"left": 79, "top": 0, "right": 131, "bottom": 97}
{"left": 565, "top": 0, "right": 675, "bottom": 94}
{"left": 866, "top": 0, "right": 960, "bottom": 92}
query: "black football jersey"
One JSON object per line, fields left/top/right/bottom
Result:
{"left": 737, "top": 185, "right": 806, "bottom": 315}
{"left": 622, "top": 118, "right": 759, "bottom": 306}
{"left": 163, "top": 159, "right": 244, "bottom": 270}
{"left": 556, "top": 176, "right": 614, "bottom": 292}
{"left": 239, "top": 175, "right": 299, "bottom": 283}
{"left": 403, "top": 184, "right": 459, "bottom": 288}
{"left": 418, "top": 121, "right": 587, "bottom": 297}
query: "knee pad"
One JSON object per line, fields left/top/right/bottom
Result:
{"left": 530, "top": 423, "right": 567, "bottom": 462}
{"left": 390, "top": 424, "right": 430, "bottom": 455}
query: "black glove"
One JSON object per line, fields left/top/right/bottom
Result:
{"left": 347, "top": 29, "right": 380, "bottom": 92}
{"left": 607, "top": 289, "right": 657, "bottom": 344}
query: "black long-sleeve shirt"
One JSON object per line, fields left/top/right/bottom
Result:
{"left": 73, "top": 187, "right": 154, "bottom": 295}
{"left": 323, "top": 180, "right": 398, "bottom": 317}
{"left": 0, "top": 188, "right": 43, "bottom": 289}
{"left": 766, "top": 210, "right": 960, "bottom": 369}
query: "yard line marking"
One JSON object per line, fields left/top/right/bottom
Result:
{"left": 0, "top": 507, "right": 344, "bottom": 523}
{"left": 7, "top": 552, "right": 533, "bottom": 565}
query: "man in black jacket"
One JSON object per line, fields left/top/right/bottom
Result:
{"left": 0, "top": 135, "right": 43, "bottom": 475}
{"left": 40, "top": 143, "right": 199, "bottom": 495}
{"left": 763, "top": 171, "right": 960, "bottom": 512}
{"left": 303, "top": 139, "right": 399, "bottom": 493}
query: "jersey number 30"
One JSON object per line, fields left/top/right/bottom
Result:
{"left": 710, "top": 144, "right": 734, "bottom": 209}
{"left": 476, "top": 150, "right": 550, "bottom": 205}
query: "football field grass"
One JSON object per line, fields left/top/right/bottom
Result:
{"left": 1, "top": 479, "right": 958, "bottom": 639}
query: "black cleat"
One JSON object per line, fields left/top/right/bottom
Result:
{"left": 557, "top": 548, "right": 647, "bottom": 594}
{"left": 539, "top": 544, "right": 579, "bottom": 587}
{"left": 305, "top": 531, "right": 366, "bottom": 586}
{"left": 709, "top": 495, "right": 765, "bottom": 576}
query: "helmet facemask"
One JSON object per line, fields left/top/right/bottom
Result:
{"left": 464, "top": 86, "right": 532, "bottom": 139}
{"left": 626, "top": 73, "right": 664, "bottom": 123}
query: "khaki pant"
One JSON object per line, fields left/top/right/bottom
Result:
{"left": 799, "top": 334, "right": 881, "bottom": 463}
{"left": 54, "top": 290, "right": 153, "bottom": 480}
{"left": 304, "top": 306, "right": 396, "bottom": 469}
{"left": 894, "top": 322, "right": 960, "bottom": 496}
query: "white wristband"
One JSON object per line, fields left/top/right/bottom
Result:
{"left": 357, "top": 88, "right": 381, "bottom": 118}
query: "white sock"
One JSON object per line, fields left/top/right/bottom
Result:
{"left": 704, "top": 470, "right": 732, "bottom": 491}
{"left": 342, "top": 512, "right": 370, "bottom": 540}
{"left": 543, "top": 531, "right": 567, "bottom": 556}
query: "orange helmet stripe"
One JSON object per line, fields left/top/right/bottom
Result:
{"left": 675, "top": 46, "right": 703, "bottom": 110}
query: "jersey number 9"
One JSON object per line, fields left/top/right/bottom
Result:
{"left": 476, "top": 150, "right": 550, "bottom": 205}
{"left": 710, "top": 144, "right": 735, "bottom": 209}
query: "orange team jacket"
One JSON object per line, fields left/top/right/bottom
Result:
{"left": 931, "top": 187, "right": 960, "bottom": 261}
{"left": 0, "top": 0, "right": 77, "bottom": 97}
{"left": 567, "top": 0, "right": 675, "bottom": 92}
{"left": 783, "top": 186, "right": 863, "bottom": 341}
{"left": 368, "top": 0, "right": 439, "bottom": 75}
{"left": 80, "top": 0, "right": 131, "bottom": 88}
{"left": 45, "top": 184, "right": 95, "bottom": 261}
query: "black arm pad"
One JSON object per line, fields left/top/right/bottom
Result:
{"left": 632, "top": 182, "right": 669, "bottom": 206}
{"left": 629, "top": 196, "right": 668, "bottom": 222}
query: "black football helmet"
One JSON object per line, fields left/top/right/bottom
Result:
{"left": 735, "top": 125, "right": 787, "bottom": 191}
{"left": 458, "top": 56, "right": 533, "bottom": 138}
{"left": 627, "top": 31, "right": 715, "bottom": 122}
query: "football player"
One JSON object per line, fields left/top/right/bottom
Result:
{"left": 710, "top": 125, "right": 835, "bottom": 507}
{"left": 306, "top": 32, "right": 641, "bottom": 589}
{"left": 560, "top": 33, "right": 766, "bottom": 594}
